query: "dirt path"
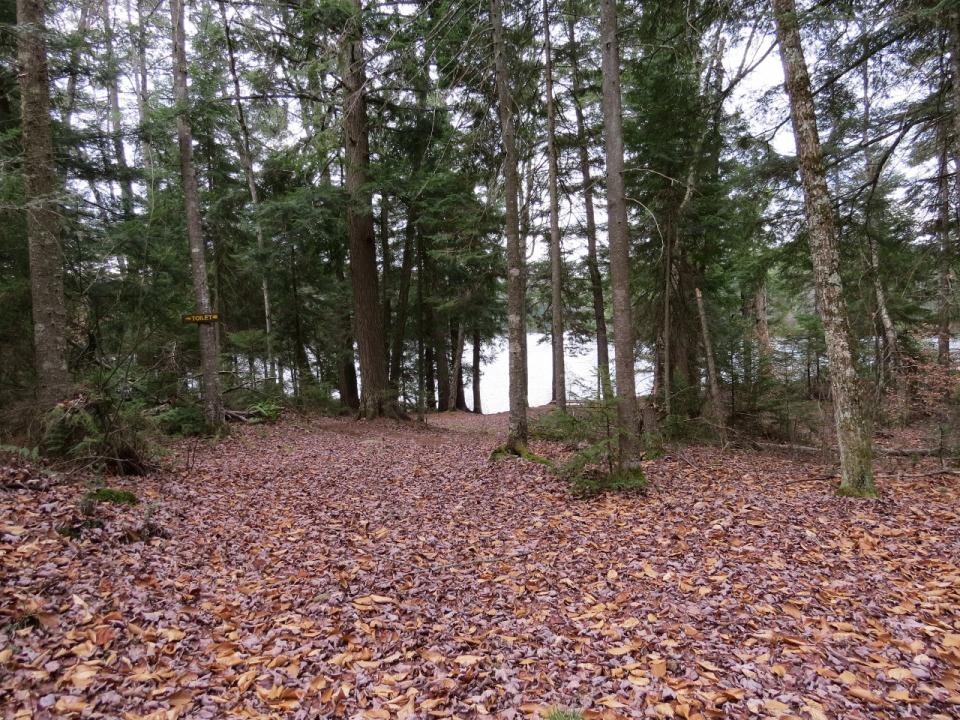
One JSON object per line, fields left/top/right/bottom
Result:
{"left": 2, "top": 412, "right": 959, "bottom": 719}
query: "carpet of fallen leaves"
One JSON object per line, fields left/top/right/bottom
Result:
{"left": 2, "top": 410, "right": 960, "bottom": 720}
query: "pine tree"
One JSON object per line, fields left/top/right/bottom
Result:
{"left": 340, "top": 0, "right": 395, "bottom": 418}
{"left": 17, "top": 0, "right": 71, "bottom": 409}
{"left": 599, "top": 0, "right": 641, "bottom": 467}
{"left": 170, "top": 0, "right": 223, "bottom": 425}
{"left": 491, "top": 0, "right": 528, "bottom": 447}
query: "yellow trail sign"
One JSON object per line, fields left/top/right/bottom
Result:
{"left": 182, "top": 312, "right": 220, "bottom": 323}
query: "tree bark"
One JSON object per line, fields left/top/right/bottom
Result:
{"left": 416, "top": 237, "right": 426, "bottom": 418}
{"left": 170, "top": 0, "right": 222, "bottom": 425}
{"left": 340, "top": 0, "right": 394, "bottom": 418}
{"left": 448, "top": 321, "right": 465, "bottom": 411}
{"left": 219, "top": 0, "right": 274, "bottom": 381}
{"left": 772, "top": 0, "right": 874, "bottom": 496}
{"left": 17, "top": 0, "right": 71, "bottom": 409}
{"left": 754, "top": 280, "right": 772, "bottom": 356}
{"left": 472, "top": 329, "right": 482, "bottom": 414}
{"left": 544, "top": 0, "right": 565, "bottom": 411}
{"left": 334, "top": 250, "right": 360, "bottom": 409}
{"left": 950, "top": 9, "right": 960, "bottom": 203}
{"left": 435, "top": 321, "right": 450, "bottom": 412}
{"left": 860, "top": 50, "right": 899, "bottom": 391}
{"left": 491, "top": 0, "right": 528, "bottom": 446}
{"left": 380, "top": 197, "right": 392, "bottom": 362}
{"left": 418, "top": 234, "right": 436, "bottom": 410}
{"left": 566, "top": 14, "right": 611, "bottom": 402}
{"left": 389, "top": 207, "right": 416, "bottom": 386}
{"left": 695, "top": 287, "right": 723, "bottom": 432}
{"left": 290, "top": 249, "right": 312, "bottom": 388}
{"left": 662, "top": 218, "right": 673, "bottom": 417}
{"left": 131, "top": 0, "right": 155, "bottom": 175}
{"left": 63, "top": 0, "right": 91, "bottom": 128}
{"left": 753, "top": 278, "right": 773, "bottom": 390}
{"left": 937, "top": 139, "right": 952, "bottom": 367}
{"left": 599, "top": 0, "right": 642, "bottom": 466}
{"left": 425, "top": 345, "right": 437, "bottom": 410}
{"left": 101, "top": 0, "right": 133, "bottom": 218}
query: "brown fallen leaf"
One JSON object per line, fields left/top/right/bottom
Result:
{"left": 453, "top": 654, "right": 482, "bottom": 666}
{"left": 887, "top": 667, "right": 913, "bottom": 681}
{"left": 54, "top": 696, "right": 87, "bottom": 714}
{"left": 846, "top": 686, "right": 886, "bottom": 705}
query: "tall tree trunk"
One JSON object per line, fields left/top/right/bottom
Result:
{"left": 63, "top": 0, "right": 91, "bottom": 128}
{"left": 340, "top": 0, "right": 394, "bottom": 418}
{"left": 695, "top": 288, "right": 723, "bottom": 432}
{"left": 170, "top": 0, "right": 222, "bottom": 425}
{"left": 456, "top": 362, "right": 468, "bottom": 411}
{"left": 290, "top": 249, "right": 312, "bottom": 388}
{"left": 754, "top": 278, "right": 773, "bottom": 389}
{"left": 219, "top": 0, "right": 274, "bottom": 380}
{"left": 101, "top": 0, "right": 133, "bottom": 218}
{"left": 566, "top": 14, "right": 611, "bottom": 401}
{"left": 519, "top": 162, "right": 531, "bottom": 405}
{"left": 937, "top": 140, "right": 952, "bottom": 367}
{"left": 389, "top": 210, "right": 416, "bottom": 386}
{"left": 380, "top": 197, "right": 392, "bottom": 362}
{"left": 491, "top": 0, "right": 528, "bottom": 446}
{"left": 131, "top": 0, "right": 154, "bottom": 175}
{"left": 334, "top": 248, "right": 360, "bottom": 409}
{"left": 472, "top": 329, "right": 482, "bottom": 414}
{"left": 435, "top": 324, "right": 450, "bottom": 411}
{"left": 17, "top": 0, "right": 71, "bottom": 409}
{"left": 543, "top": 0, "right": 565, "bottom": 411}
{"left": 754, "top": 279, "right": 772, "bottom": 356}
{"left": 772, "top": 0, "right": 874, "bottom": 496}
{"left": 662, "top": 218, "right": 673, "bottom": 417}
{"left": 417, "top": 234, "right": 436, "bottom": 410}
{"left": 950, "top": 9, "right": 960, "bottom": 201}
{"left": 448, "top": 321, "right": 466, "bottom": 411}
{"left": 600, "top": 0, "right": 643, "bottom": 465}
{"left": 860, "top": 50, "right": 899, "bottom": 392}
{"left": 416, "top": 238, "right": 426, "bottom": 418}
{"left": 425, "top": 345, "right": 437, "bottom": 410}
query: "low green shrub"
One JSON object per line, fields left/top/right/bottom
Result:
{"left": 153, "top": 403, "right": 208, "bottom": 437}
{"left": 84, "top": 487, "right": 138, "bottom": 505}
{"left": 569, "top": 465, "right": 648, "bottom": 498}
{"left": 530, "top": 409, "right": 583, "bottom": 442}
{"left": 42, "top": 393, "right": 153, "bottom": 475}
{"left": 532, "top": 402, "right": 650, "bottom": 497}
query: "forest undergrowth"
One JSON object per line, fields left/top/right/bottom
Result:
{"left": 1, "top": 410, "right": 959, "bottom": 719}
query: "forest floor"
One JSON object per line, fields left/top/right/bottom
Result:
{"left": 2, "top": 409, "right": 959, "bottom": 720}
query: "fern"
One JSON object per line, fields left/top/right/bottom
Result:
{"left": 0, "top": 444, "right": 39, "bottom": 461}
{"left": 40, "top": 394, "right": 153, "bottom": 475}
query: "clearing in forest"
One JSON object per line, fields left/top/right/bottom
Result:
{"left": 2, "top": 411, "right": 959, "bottom": 719}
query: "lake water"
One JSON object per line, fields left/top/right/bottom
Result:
{"left": 467, "top": 334, "right": 654, "bottom": 414}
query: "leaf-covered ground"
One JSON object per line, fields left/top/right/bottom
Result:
{"left": 2, "top": 412, "right": 960, "bottom": 719}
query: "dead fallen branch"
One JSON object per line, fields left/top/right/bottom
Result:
{"left": 757, "top": 441, "right": 951, "bottom": 458}
{"left": 225, "top": 409, "right": 257, "bottom": 423}
{"left": 785, "top": 468, "right": 960, "bottom": 485}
